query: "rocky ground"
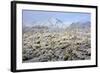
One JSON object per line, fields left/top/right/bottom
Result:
{"left": 22, "top": 28, "right": 91, "bottom": 63}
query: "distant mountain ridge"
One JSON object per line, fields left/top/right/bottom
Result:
{"left": 23, "top": 18, "right": 91, "bottom": 33}
{"left": 66, "top": 21, "right": 91, "bottom": 32}
{"left": 69, "top": 21, "right": 90, "bottom": 29}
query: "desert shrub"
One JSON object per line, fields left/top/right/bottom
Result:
{"left": 22, "top": 49, "right": 34, "bottom": 61}
{"left": 22, "top": 27, "right": 91, "bottom": 62}
{"left": 35, "top": 45, "right": 41, "bottom": 49}
{"left": 64, "top": 54, "right": 69, "bottom": 61}
{"left": 36, "top": 41, "right": 40, "bottom": 44}
{"left": 45, "top": 44, "right": 48, "bottom": 46}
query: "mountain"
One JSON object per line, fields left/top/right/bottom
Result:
{"left": 48, "top": 17, "right": 65, "bottom": 29}
{"left": 23, "top": 17, "right": 66, "bottom": 33}
{"left": 23, "top": 17, "right": 91, "bottom": 33}
{"left": 70, "top": 21, "right": 90, "bottom": 28}
{"left": 67, "top": 21, "right": 91, "bottom": 31}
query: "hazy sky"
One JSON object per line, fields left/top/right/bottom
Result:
{"left": 22, "top": 10, "right": 91, "bottom": 26}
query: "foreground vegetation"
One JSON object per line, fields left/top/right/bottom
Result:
{"left": 22, "top": 27, "right": 91, "bottom": 62}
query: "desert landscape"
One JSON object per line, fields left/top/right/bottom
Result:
{"left": 22, "top": 17, "right": 91, "bottom": 63}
